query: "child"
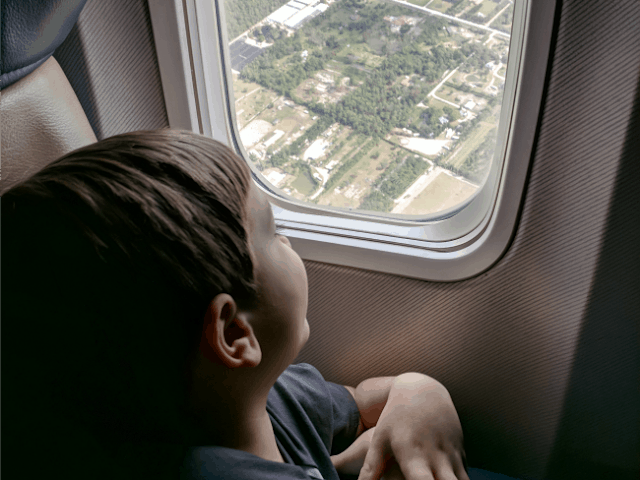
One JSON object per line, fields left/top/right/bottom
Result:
{"left": 3, "top": 129, "right": 467, "bottom": 480}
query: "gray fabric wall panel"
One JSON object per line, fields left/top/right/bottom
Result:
{"left": 294, "top": 2, "right": 640, "bottom": 479}
{"left": 54, "top": 0, "right": 168, "bottom": 140}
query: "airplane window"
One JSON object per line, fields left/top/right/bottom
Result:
{"left": 223, "top": 0, "right": 514, "bottom": 218}
{"left": 149, "top": 0, "right": 551, "bottom": 280}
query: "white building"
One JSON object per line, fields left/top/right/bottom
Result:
{"left": 304, "top": 139, "right": 329, "bottom": 160}
{"left": 268, "top": 5, "right": 298, "bottom": 24}
{"left": 284, "top": 5, "right": 320, "bottom": 29}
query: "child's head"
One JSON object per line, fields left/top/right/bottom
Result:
{"left": 4, "top": 129, "right": 309, "bottom": 449}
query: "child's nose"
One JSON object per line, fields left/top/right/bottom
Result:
{"left": 279, "top": 235, "right": 292, "bottom": 248}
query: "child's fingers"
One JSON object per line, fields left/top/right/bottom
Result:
{"left": 356, "top": 440, "right": 391, "bottom": 480}
{"left": 394, "top": 457, "right": 435, "bottom": 480}
{"left": 380, "top": 458, "right": 405, "bottom": 480}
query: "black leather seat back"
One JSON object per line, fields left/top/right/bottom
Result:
{"left": 1, "top": 0, "right": 96, "bottom": 194}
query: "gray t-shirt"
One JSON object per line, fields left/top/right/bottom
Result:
{"left": 181, "top": 363, "right": 361, "bottom": 480}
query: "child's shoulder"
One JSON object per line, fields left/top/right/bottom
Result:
{"left": 271, "top": 363, "right": 357, "bottom": 424}
{"left": 274, "top": 363, "right": 326, "bottom": 397}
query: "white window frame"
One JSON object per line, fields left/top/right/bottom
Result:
{"left": 148, "top": 0, "right": 556, "bottom": 281}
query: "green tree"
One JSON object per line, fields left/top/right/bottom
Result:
{"left": 359, "top": 191, "right": 393, "bottom": 212}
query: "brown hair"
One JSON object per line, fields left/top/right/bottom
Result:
{"left": 3, "top": 129, "right": 258, "bottom": 449}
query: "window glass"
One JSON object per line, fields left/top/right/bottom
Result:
{"left": 224, "top": 0, "right": 514, "bottom": 217}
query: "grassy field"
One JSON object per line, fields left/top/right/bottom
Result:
{"left": 429, "top": 96, "right": 459, "bottom": 111}
{"left": 428, "top": 0, "right": 452, "bottom": 13}
{"left": 317, "top": 139, "right": 392, "bottom": 208}
{"left": 231, "top": 75, "right": 261, "bottom": 98}
{"left": 326, "top": 59, "right": 350, "bottom": 76}
{"left": 436, "top": 86, "right": 462, "bottom": 105}
{"left": 294, "top": 77, "right": 319, "bottom": 103}
{"left": 401, "top": 172, "right": 476, "bottom": 215}
{"left": 336, "top": 43, "right": 384, "bottom": 70}
{"left": 233, "top": 84, "right": 280, "bottom": 129}
{"left": 447, "top": 120, "right": 495, "bottom": 169}
{"left": 291, "top": 169, "right": 317, "bottom": 196}
{"left": 253, "top": 102, "right": 317, "bottom": 151}
{"left": 479, "top": 0, "right": 501, "bottom": 17}
{"left": 316, "top": 128, "right": 354, "bottom": 167}
{"left": 494, "top": 4, "right": 514, "bottom": 32}
{"left": 436, "top": 81, "right": 489, "bottom": 113}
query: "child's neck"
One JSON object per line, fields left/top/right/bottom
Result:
{"left": 195, "top": 400, "right": 285, "bottom": 463}
{"left": 238, "top": 408, "right": 285, "bottom": 464}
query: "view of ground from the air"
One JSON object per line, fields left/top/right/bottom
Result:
{"left": 225, "top": 0, "right": 513, "bottom": 215}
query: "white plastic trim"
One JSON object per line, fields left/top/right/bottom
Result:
{"left": 149, "top": 0, "right": 556, "bottom": 281}
{"left": 148, "top": 0, "right": 200, "bottom": 133}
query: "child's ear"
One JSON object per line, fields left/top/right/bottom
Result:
{"left": 199, "top": 293, "right": 262, "bottom": 369}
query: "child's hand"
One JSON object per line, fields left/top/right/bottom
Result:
{"left": 330, "top": 427, "right": 376, "bottom": 476}
{"left": 331, "top": 427, "right": 406, "bottom": 479}
{"left": 357, "top": 374, "right": 469, "bottom": 480}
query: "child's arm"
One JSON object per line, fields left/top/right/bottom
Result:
{"left": 334, "top": 375, "right": 464, "bottom": 480}
{"left": 355, "top": 374, "right": 467, "bottom": 480}
{"left": 330, "top": 426, "right": 376, "bottom": 476}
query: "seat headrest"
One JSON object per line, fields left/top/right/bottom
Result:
{"left": 0, "top": 56, "right": 98, "bottom": 194}
{"left": 0, "top": 0, "right": 88, "bottom": 89}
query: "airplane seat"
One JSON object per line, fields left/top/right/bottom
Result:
{"left": 1, "top": 1, "right": 113, "bottom": 475}
{"left": 0, "top": 0, "right": 96, "bottom": 195}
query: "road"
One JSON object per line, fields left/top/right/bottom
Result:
{"left": 484, "top": 61, "right": 505, "bottom": 94}
{"left": 428, "top": 68, "right": 461, "bottom": 108}
{"left": 235, "top": 87, "right": 261, "bottom": 103}
{"left": 486, "top": 2, "right": 513, "bottom": 28}
{"left": 309, "top": 165, "right": 330, "bottom": 200}
{"left": 390, "top": 0, "right": 511, "bottom": 39}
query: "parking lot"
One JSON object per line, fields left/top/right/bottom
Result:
{"left": 228, "top": 40, "right": 264, "bottom": 71}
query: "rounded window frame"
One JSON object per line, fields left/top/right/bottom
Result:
{"left": 148, "top": 0, "right": 556, "bottom": 281}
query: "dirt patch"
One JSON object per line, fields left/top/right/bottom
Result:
{"left": 240, "top": 120, "right": 273, "bottom": 147}
{"left": 400, "top": 172, "right": 477, "bottom": 215}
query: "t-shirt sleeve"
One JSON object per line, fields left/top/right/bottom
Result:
{"left": 324, "top": 378, "right": 362, "bottom": 456}
{"left": 270, "top": 363, "right": 362, "bottom": 457}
